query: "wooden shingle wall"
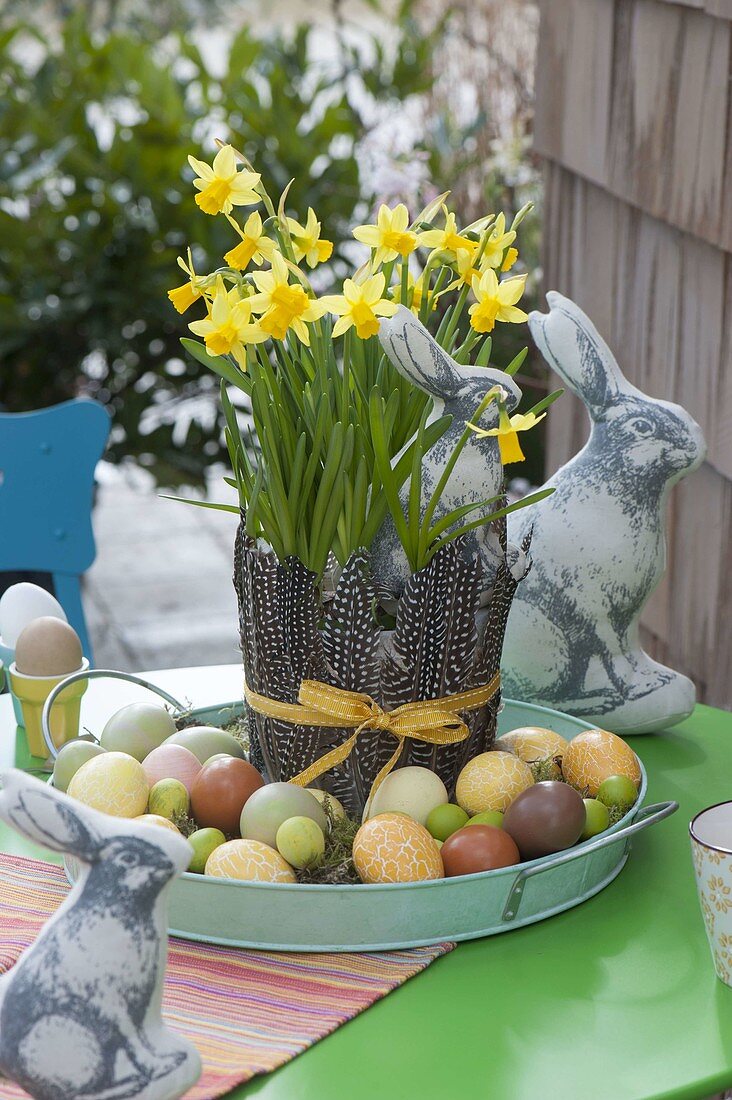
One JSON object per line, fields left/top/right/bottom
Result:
{"left": 534, "top": 0, "right": 732, "bottom": 706}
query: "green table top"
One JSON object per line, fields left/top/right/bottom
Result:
{"left": 1, "top": 667, "right": 731, "bottom": 1100}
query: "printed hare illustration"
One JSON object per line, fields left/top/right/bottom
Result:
{"left": 372, "top": 305, "right": 524, "bottom": 593}
{"left": 504, "top": 292, "right": 706, "bottom": 735}
{"left": 0, "top": 770, "right": 201, "bottom": 1100}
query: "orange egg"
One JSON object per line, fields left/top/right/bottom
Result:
{"left": 562, "top": 729, "right": 641, "bottom": 796}
{"left": 455, "top": 751, "right": 534, "bottom": 816}
{"left": 352, "top": 813, "right": 443, "bottom": 884}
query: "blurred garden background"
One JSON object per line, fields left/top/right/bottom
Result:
{"left": 1, "top": 0, "right": 542, "bottom": 670}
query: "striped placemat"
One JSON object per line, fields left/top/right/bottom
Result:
{"left": 0, "top": 854, "right": 453, "bottom": 1099}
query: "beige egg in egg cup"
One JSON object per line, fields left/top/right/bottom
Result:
{"left": 9, "top": 659, "right": 90, "bottom": 758}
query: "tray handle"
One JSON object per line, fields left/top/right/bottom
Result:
{"left": 502, "top": 800, "right": 678, "bottom": 922}
{"left": 41, "top": 669, "right": 188, "bottom": 760}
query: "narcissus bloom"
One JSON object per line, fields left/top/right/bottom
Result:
{"left": 224, "top": 211, "right": 276, "bottom": 270}
{"left": 353, "top": 204, "right": 418, "bottom": 266}
{"left": 480, "top": 213, "right": 517, "bottom": 270}
{"left": 321, "top": 273, "right": 398, "bottom": 339}
{"left": 248, "top": 251, "right": 327, "bottom": 344}
{"left": 188, "top": 145, "right": 261, "bottom": 216}
{"left": 395, "top": 270, "right": 434, "bottom": 314}
{"left": 469, "top": 269, "right": 528, "bottom": 334}
{"left": 287, "top": 208, "right": 333, "bottom": 268}
{"left": 168, "top": 250, "right": 204, "bottom": 314}
{"left": 418, "top": 208, "right": 476, "bottom": 262}
{"left": 188, "top": 277, "right": 266, "bottom": 367}
{"left": 468, "top": 409, "right": 546, "bottom": 465}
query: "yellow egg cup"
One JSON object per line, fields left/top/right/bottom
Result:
{"left": 9, "top": 659, "right": 89, "bottom": 759}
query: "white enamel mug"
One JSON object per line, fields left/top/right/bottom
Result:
{"left": 690, "top": 802, "right": 732, "bottom": 985}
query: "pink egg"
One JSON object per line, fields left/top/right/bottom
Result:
{"left": 142, "top": 744, "right": 201, "bottom": 793}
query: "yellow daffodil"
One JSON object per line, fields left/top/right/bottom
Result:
{"left": 188, "top": 277, "right": 266, "bottom": 368}
{"left": 168, "top": 249, "right": 204, "bottom": 314}
{"left": 502, "top": 247, "right": 518, "bottom": 272}
{"left": 481, "top": 213, "right": 517, "bottom": 270}
{"left": 287, "top": 208, "right": 333, "bottom": 268}
{"left": 468, "top": 409, "right": 546, "bottom": 465}
{"left": 188, "top": 145, "right": 261, "bottom": 216}
{"left": 395, "top": 270, "right": 434, "bottom": 314}
{"left": 248, "top": 251, "right": 327, "bottom": 345}
{"left": 224, "top": 211, "right": 276, "bottom": 270}
{"left": 418, "top": 207, "right": 476, "bottom": 262}
{"left": 321, "top": 272, "right": 398, "bottom": 339}
{"left": 353, "top": 204, "right": 418, "bottom": 266}
{"left": 469, "top": 269, "right": 528, "bottom": 334}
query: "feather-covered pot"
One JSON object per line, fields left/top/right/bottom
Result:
{"left": 234, "top": 518, "right": 530, "bottom": 817}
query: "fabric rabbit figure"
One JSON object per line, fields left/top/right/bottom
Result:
{"left": 503, "top": 291, "right": 707, "bottom": 734}
{"left": 0, "top": 769, "right": 201, "bottom": 1100}
{"left": 371, "top": 305, "right": 524, "bottom": 595}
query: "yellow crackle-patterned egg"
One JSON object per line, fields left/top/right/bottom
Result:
{"left": 135, "top": 813, "right": 181, "bottom": 833}
{"left": 352, "top": 813, "right": 444, "bottom": 884}
{"left": 68, "top": 752, "right": 149, "bottom": 817}
{"left": 205, "top": 838, "right": 296, "bottom": 883}
{"left": 455, "top": 751, "right": 534, "bottom": 816}
{"left": 562, "top": 730, "right": 641, "bottom": 796}
{"left": 495, "top": 727, "right": 569, "bottom": 778}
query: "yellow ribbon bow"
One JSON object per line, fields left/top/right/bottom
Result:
{"left": 243, "top": 672, "right": 500, "bottom": 808}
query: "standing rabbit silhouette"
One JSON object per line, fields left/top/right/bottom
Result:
{"left": 0, "top": 770, "right": 201, "bottom": 1100}
{"left": 504, "top": 292, "right": 706, "bottom": 734}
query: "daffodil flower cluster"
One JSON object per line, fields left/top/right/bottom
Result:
{"left": 170, "top": 143, "right": 554, "bottom": 576}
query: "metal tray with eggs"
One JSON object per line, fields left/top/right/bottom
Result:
{"left": 44, "top": 674, "right": 676, "bottom": 952}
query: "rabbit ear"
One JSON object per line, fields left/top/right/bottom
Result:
{"left": 0, "top": 770, "right": 101, "bottom": 861}
{"left": 529, "top": 292, "right": 630, "bottom": 420}
{"left": 379, "top": 306, "right": 464, "bottom": 399}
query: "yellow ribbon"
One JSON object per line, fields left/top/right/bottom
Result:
{"left": 243, "top": 673, "right": 501, "bottom": 808}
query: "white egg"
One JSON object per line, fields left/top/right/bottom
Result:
{"left": 365, "top": 766, "right": 449, "bottom": 825}
{"left": 0, "top": 583, "right": 67, "bottom": 647}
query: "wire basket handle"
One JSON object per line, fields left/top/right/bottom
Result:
{"left": 41, "top": 669, "right": 188, "bottom": 760}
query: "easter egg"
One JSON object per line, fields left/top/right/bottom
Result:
{"left": 142, "top": 744, "right": 201, "bottom": 792}
{"left": 53, "top": 740, "right": 106, "bottom": 793}
{"left": 352, "top": 813, "right": 444, "bottom": 884}
{"left": 495, "top": 727, "right": 568, "bottom": 778}
{"left": 205, "top": 839, "right": 296, "bottom": 883}
{"left": 14, "top": 618, "right": 83, "bottom": 677}
{"left": 307, "top": 788, "right": 346, "bottom": 823}
{"left": 68, "top": 752, "right": 149, "bottom": 817}
{"left": 503, "top": 781, "right": 587, "bottom": 859}
{"left": 0, "top": 583, "right": 67, "bottom": 647}
{"left": 188, "top": 828, "right": 227, "bottom": 874}
{"left": 466, "top": 810, "right": 504, "bottom": 828}
{"left": 148, "top": 778, "right": 189, "bottom": 820}
{"left": 562, "top": 730, "right": 641, "bottom": 796}
{"left": 276, "top": 817, "right": 325, "bottom": 869}
{"left": 441, "top": 824, "right": 520, "bottom": 877}
{"left": 597, "top": 774, "right": 638, "bottom": 808}
{"left": 581, "top": 799, "right": 610, "bottom": 840}
{"left": 191, "top": 757, "right": 264, "bottom": 833}
{"left": 101, "top": 703, "right": 177, "bottom": 762}
{"left": 366, "top": 766, "right": 449, "bottom": 825}
{"left": 135, "top": 814, "right": 181, "bottom": 834}
{"left": 455, "top": 751, "right": 534, "bottom": 816}
{"left": 164, "top": 726, "right": 245, "bottom": 764}
{"left": 239, "top": 783, "right": 327, "bottom": 848}
{"left": 426, "top": 803, "right": 469, "bottom": 842}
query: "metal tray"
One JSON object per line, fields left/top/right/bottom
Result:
{"left": 48, "top": 676, "right": 676, "bottom": 951}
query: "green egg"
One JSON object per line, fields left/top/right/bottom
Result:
{"left": 581, "top": 798, "right": 610, "bottom": 840}
{"left": 164, "top": 726, "right": 246, "bottom": 765}
{"left": 53, "top": 740, "right": 107, "bottom": 793}
{"left": 466, "top": 810, "right": 504, "bottom": 828}
{"left": 276, "top": 816, "right": 325, "bottom": 869}
{"left": 101, "top": 703, "right": 176, "bottom": 762}
{"left": 148, "top": 778, "right": 189, "bottom": 821}
{"left": 188, "top": 827, "right": 226, "bottom": 874}
{"left": 426, "top": 803, "right": 469, "bottom": 841}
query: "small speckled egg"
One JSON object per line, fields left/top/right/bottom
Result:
{"left": 352, "top": 813, "right": 444, "bottom": 884}
{"left": 14, "top": 618, "right": 83, "bottom": 676}
{"left": 142, "top": 744, "right": 202, "bottom": 793}
{"left": 135, "top": 813, "right": 181, "bottom": 834}
{"left": 205, "top": 838, "right": 296, "bottom": 883}
{"left": 456, "top": 751, "right": 534, "bottom": 816}
{"left": 68, "top": 752, "right": 149, "bottom": 817}
{"left": 562, "top": 730, "right": 641, "bottom": 796}
{"left": 365, "top": 766, "right": 448, "bottom": 826}
{"left": 495, "top": 727, "right": 569, "bottom": 768}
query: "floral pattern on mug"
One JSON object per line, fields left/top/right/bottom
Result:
{"left": 708, "top": 875, "right": 732, "bottom": 913}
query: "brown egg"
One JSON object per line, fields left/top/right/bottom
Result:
{"left": 503, "top": 781, "right": 587, "bottom": 860}
{"left": 14, "top": 617, "right": 83, "bottom": 676}
{"left": 562, "top": 729, "right": 641, "bottom": 796}
{"left": 441, "top": 824, "right": 520, "bottom": 877}
{"left": 190, "top": 757, "right": 265, "bottom": 834}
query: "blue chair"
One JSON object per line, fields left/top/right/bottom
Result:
{"left": 0, "top": 399, "right": 111, "bottom": 660}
